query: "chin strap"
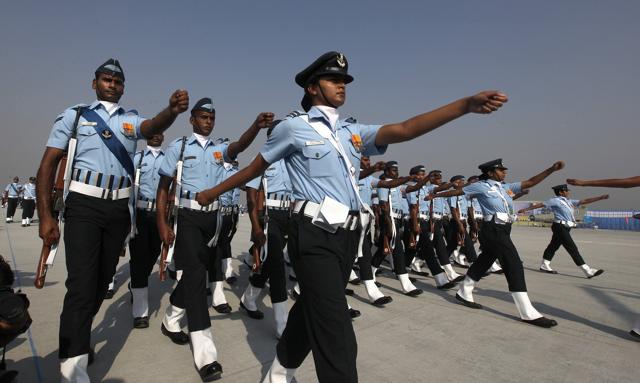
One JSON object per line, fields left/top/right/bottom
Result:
{"left": 318, "top": 84, "right": 338, "bottom": 109}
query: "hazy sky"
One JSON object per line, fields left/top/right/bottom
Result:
{"left": 1, "top": 1, "right": 638, "bottom": 208}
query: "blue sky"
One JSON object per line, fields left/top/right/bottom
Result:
{"left": 1, "top": 1, "right": 638, "bottom": 208}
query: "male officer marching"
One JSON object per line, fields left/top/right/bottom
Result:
{"left": 156, "top": 97, "right": 273, "bottom": 382}
{"left": 194, "top": 51, "right": 508, "bottom": 383}
{"left": 128, "top": 133, "right": 165, "bottom": 329}
{"left": 36, "top": 59, "right": 188, "bottom": 383}
{"left": 4, "top": 177, "right": 22, "bottom": 223}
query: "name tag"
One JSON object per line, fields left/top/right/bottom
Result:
{"left": 304, "top": 140, "right": 325, "bottom": 146}
{"left": 81, "top": 122, "right": 97, "bottom": 126}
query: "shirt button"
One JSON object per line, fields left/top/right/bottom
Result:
{"left": 315, "top": 153, "right": 319, "bottom": 158}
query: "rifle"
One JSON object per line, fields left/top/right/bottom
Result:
{"left": 251, "top": 177, "right": 269, "bottom": 274}
{"left": 159, "top": 137, "right": 186, "bottom": 281}
{"left": 35, "top": 107, "right": 83, "bottom": 289}
{"left": 428, "top": 197, "right": 435, "bottom": 241}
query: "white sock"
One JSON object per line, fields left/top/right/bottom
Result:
{"left": 262, "top": 356, "right": 296, "bottom": 383}
{"left": 443, "top": 263, "right": 461, "bottom": 281}
{"left": 580, "top": 264, "right": 595, "bottom": 277}
{"left": 211, "top": 281, "right": 227, "bottom": 306}
{"left": 224, "top": 258, "right": 234, "bottom": 279}
{"left": 60, "top": 354, "right": 90, "bottom": 383}
{"left": 511, "top": 292, "right": 543, "bottom": 320}
{"left": 489, "top": 261, "right": 502, "bottom": 272}
{"left": 107, "top": 278, "right": 115, "bottom": 291}
{"left": 398, "top": 273, "right": 417, "bottom": 293}
{"left": 540, "top": 260, "right": 553, "bottom": 271}
{"left": 363, "top": 280, "right": 385, "bottom": 302}
{"left": 190, "top": 329, "right": 218, "bottom": 369}
{"left": 434, "top": 272, "right": 449, "bottom": 287}
{"left": 241, "top": 284, "right": 262, "bottom": 311}
{"left": 349, "top": 269, "right": 358, "bottom": 282}
{"left": 131, "top": 287, "right": 149, "bottom": 318}
{"left": 457, "top": 276, "right": 476, "bottom": 302}
{"left": 163, "top": 304, "right": 185, "bottom": 332}
{"left": 371, "top": 267, "right": 378, "bottom": 283}
{"left": 273, "top": 301, "right": 289, "bottom": 338}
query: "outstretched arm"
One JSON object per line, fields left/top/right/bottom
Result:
{"left": 429, "top": 189, "right": 465, "bottom": 199}
{"left": 578, "top": 194, "right": 609, "bottom": 206}
{"left": 378, "top": 176, "right": 415, "bottom": 189}
{"left": 359, "top": 161, "right": 385, "bottom": 180}
{"left": 512, "top": 189, "right": 529, "bottom": 200}
{"left": 374, "top": 91, "right": 508, "bottom": 146}
{"left": 520, "top": 161, "right": 565, "bottom": 189}
{"left": 404, "top": 176, "right": 429, "bottom": 193}
{"left": 140, "top": 90, "right": 189, "bottom": 138}
{"left": 227, "top": 113, "right": 275, "bottom": 159}
{"left": 567, "top": 176, "right": 640, "bottom": 188}
{"left": 518, "top": 203, "right": 544, "bottom": 214}
{"left": 197, "top": 154, "right": 270, "bottom": 205}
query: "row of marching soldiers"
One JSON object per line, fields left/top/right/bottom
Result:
{"left": 33, "top": 55, "right": 618, "bottom": 383}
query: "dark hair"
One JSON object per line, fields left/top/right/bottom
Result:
{"left": 0, "top": 256, "right": 15, "bottom": 287}
{"left": 554, "top": 189, "right": 562, "bottom": 196}
{"left": 301, "top": 93, "right": 312, "bottom": 112}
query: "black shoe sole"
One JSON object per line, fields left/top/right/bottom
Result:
{"left": 212, "top": 303, "right": 232, "bottom": 314}
{"left": 133, "top": 317, "right": 150, "bottom": 329}
{"left": 522, "top": 317, "right": 558, "bottom": 328}
{"left": 349, "top": 309, "right": 361, "bottom": 319}
{"left": 455, "top": 293, "right": 483, "bottom": 309}
{"left": 161, "top": 324, "right": 190, "bottom": 345}
{"left": 588, "top": 269, "right": 604, "bottom": 279}
{"left": 538, "top": 268, "right": 558, "bottom": 274}
{"left": 452, "top": 275, "right": 465, "bottom": 283}
{"left": 239, "top": 302, "right": 264, "bottom": 320}
{"left": 345, "top": 288, "right": 354, "bottom": 296}
{"left": 629, "top": 330, "right": 640, "bottom": 341}
{"left": 404, "top": 289, "right": 423, "bottom": 297}
{"left": 372, "top": 296, "right": 393, "bottom": 307}
{"left": 437, "top": 281, "right": 457, "bottom": 290}
{"left": 348, "top": 278, "right": 361, "bottom": 285}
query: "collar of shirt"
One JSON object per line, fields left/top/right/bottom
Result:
{"left": 191, "top": 132, "right": 213, "bottom": 148}
{"left": 309, "top": 106, "right": 339, "bottom": 131}
{"left": 147, "top": 146, "right": 163, "bottom": 158}
{"left": 93, "top": 100, "right": 124, "bottom": 116}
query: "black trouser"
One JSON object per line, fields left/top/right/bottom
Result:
{"left": 59, "top": 192, "right": 129, "bottom": 358}
{"left": 357, "top": 221, "right": 374, "bottom": 281}
{"left": 422, "top": 219, "right": 451, "bottom": 266}
{"left": 6, "top": 198, "right": 18, "bottom": 219}
{"left": 276, "top": 213, "right": 359, "bottom": 383}
{"left": 170, "top": 209, "right": 219, "bottom": 332}
{"left": 466, "top": 222, "right": 527, "bottom": 292}
{"left": 543, "top": 223, "right": 585, "bottom": 266}
{"left": 415, "top": 220, "right": 445, "bottom": 275}
{"left": 403, "top": 219, "right": 417, "bottom": 267}
{"left": 207, "top": 213, "right": 230, "bottom": 284}
{"left": 21, "top": 199, "right": 35, "bottom": 219}
{"left": 128, "top": 209, "right": 161, "bottom": 288}
{"left": 372, "top": 216, "right": 407, "bottom": 275}
{"left": 250, "top": 209, "right": 288, "bottom": 303}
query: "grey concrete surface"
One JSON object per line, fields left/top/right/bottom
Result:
{"left": 1, "top": 210, "right": 638, "bottom": 383}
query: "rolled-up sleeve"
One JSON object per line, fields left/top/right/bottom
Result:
{"left": 158, "top": 140, "right": 180, "bottom": 177}
{"left": 357, "top": 123, "right": 387, "bottom": 156}
{"left": 260, "top": 121, "right": 296, "bottom": 164}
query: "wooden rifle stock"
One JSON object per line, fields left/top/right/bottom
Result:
{"left": 35, "top": 154, "right": 67, "bottom": 289}
{"left": 250, "top": 244, "right": 261, "bottom": 274}
{"left": 159, "top": 177, "right": 177, "bottom": 281}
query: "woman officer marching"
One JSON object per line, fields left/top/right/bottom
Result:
{"left": 196, "top": 51, "right": 508, "bottom": 383}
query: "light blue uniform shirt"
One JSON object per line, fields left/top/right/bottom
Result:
{"left": 462, "top": 179, "right": 522, "bottom": 216}
{"left": 4, "top": 183, "right": 22, "bottom": 198}
{"left": 259, "top": 107, "right": 387, "bottom": 210}
{"left": 220, "top": 165, "right": 239, "bottom": 207}
{"left": 158, "top": 134, "right": 231, "bottom": 195}
{"left": 134, "top": 148, "right": 165, "bottom": 200}
{"left": 377, "top": 185, "right": 406, "bottom": 214}
{"left": 425, "top": 184, "right": 448, "bottom": 214}
{"left": 46, "top": 101, "right": 147, "bottom": 188}
{"left": 449, "top": 194, "right": 469, "bottom": 218}
{"left": 22, "top": 183, "right": 36, "bottom": 199}
{"left": 544, "top": 196, "right": 580, "bottom": 222}
{"left": 357, "top": 175, "right": 379, "bottom": 206}
{"left": 246, "top": 159, "right": 293, "bottom": 198}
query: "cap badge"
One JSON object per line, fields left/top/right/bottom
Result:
{"left": 336, "top": 53, "right": 346, "bottom": 68}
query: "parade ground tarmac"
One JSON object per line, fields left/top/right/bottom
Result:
{"left": 1, "top": 212, "right": 638, "bottom": 383}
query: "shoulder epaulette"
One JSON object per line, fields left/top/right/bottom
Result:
{"left": 126, "top": 109, "right": 139, "bottom": 116}
{"left": 285, "top": 110, "right": 306, "bottom": 119}
{"left": 345, "top": 117, "right": 357, "bottom": 123}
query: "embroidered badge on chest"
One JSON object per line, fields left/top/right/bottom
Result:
{"left": 213, "top": 151, "right": 223, "bottom": 163}
{"left": 122, "top": 122, "right": 136, "bottom": 138}
{"left": 351, "top": 134, "right": 362, "bottom": 152}
{"left": 506, "top": 189, "right": 515, "bottom": 197}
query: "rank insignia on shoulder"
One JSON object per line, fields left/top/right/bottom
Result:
{"left": 122, "top": 122, "right": 136, "bottom": 137}
{"left": 213, "top": 151, "right": 223, "bottom": 163}
{"left": 345, "top": 117, "right": 357, "bottom": 123}
{"left": 351, "top": 134, "right": 362, "bottom": 151}
{"left": 286, "top": 111, "right": 304, "bottom": 118}
{"left": 81, "top": 121, "right": 98, "bottom": 126}
{"left": 54, "top": 115, "right": 64, "bottom": 123}
{"left": 101, "top": 130, "right": 113, "bottom": 139}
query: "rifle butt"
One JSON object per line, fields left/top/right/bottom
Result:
{"left": 35, "top": 244, "right": 51, "bottom": 289}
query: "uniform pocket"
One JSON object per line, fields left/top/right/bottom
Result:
{"left": 76, "top": 126, "right": 101, "bottom": 152}
{"left": 302, "top": 144, "right": 333, "bottom": 177}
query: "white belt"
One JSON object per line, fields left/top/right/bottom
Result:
{"left": 265, "top": 199, "right": 291, "bottom": 209}
{"left": 23, "top": 197, "right": 35, "bottom": 200}
{"left": 136, "top": 200, "right": 156, "bottom": 211}
{"left": 484, "top": 213, "right": 517, "bottom": 224}
{"left": 419, "top": 213, "right": 429, "bottom": 220}
{"left": 554, "top": 220, "right": 576, "bottom": 227}
{"left": 390, "top": 211, "right": 402, "bottom": 220}
{"left": 432, "top": 212, "right": 443, "bottom": 219}
{"left": 179, "top": 198, "right": 219, "bottom": 212}
{"left": 219, "top": 206, "right": 235, "bottom": 214}
{"left": 293, "top": 201, "right": 360, "bottom": 231}
{"left": 69, "top": 180, "right": 131, "bottom": 200}
{"left": 474, "top": 212, "right": 484, "bottom": 219}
